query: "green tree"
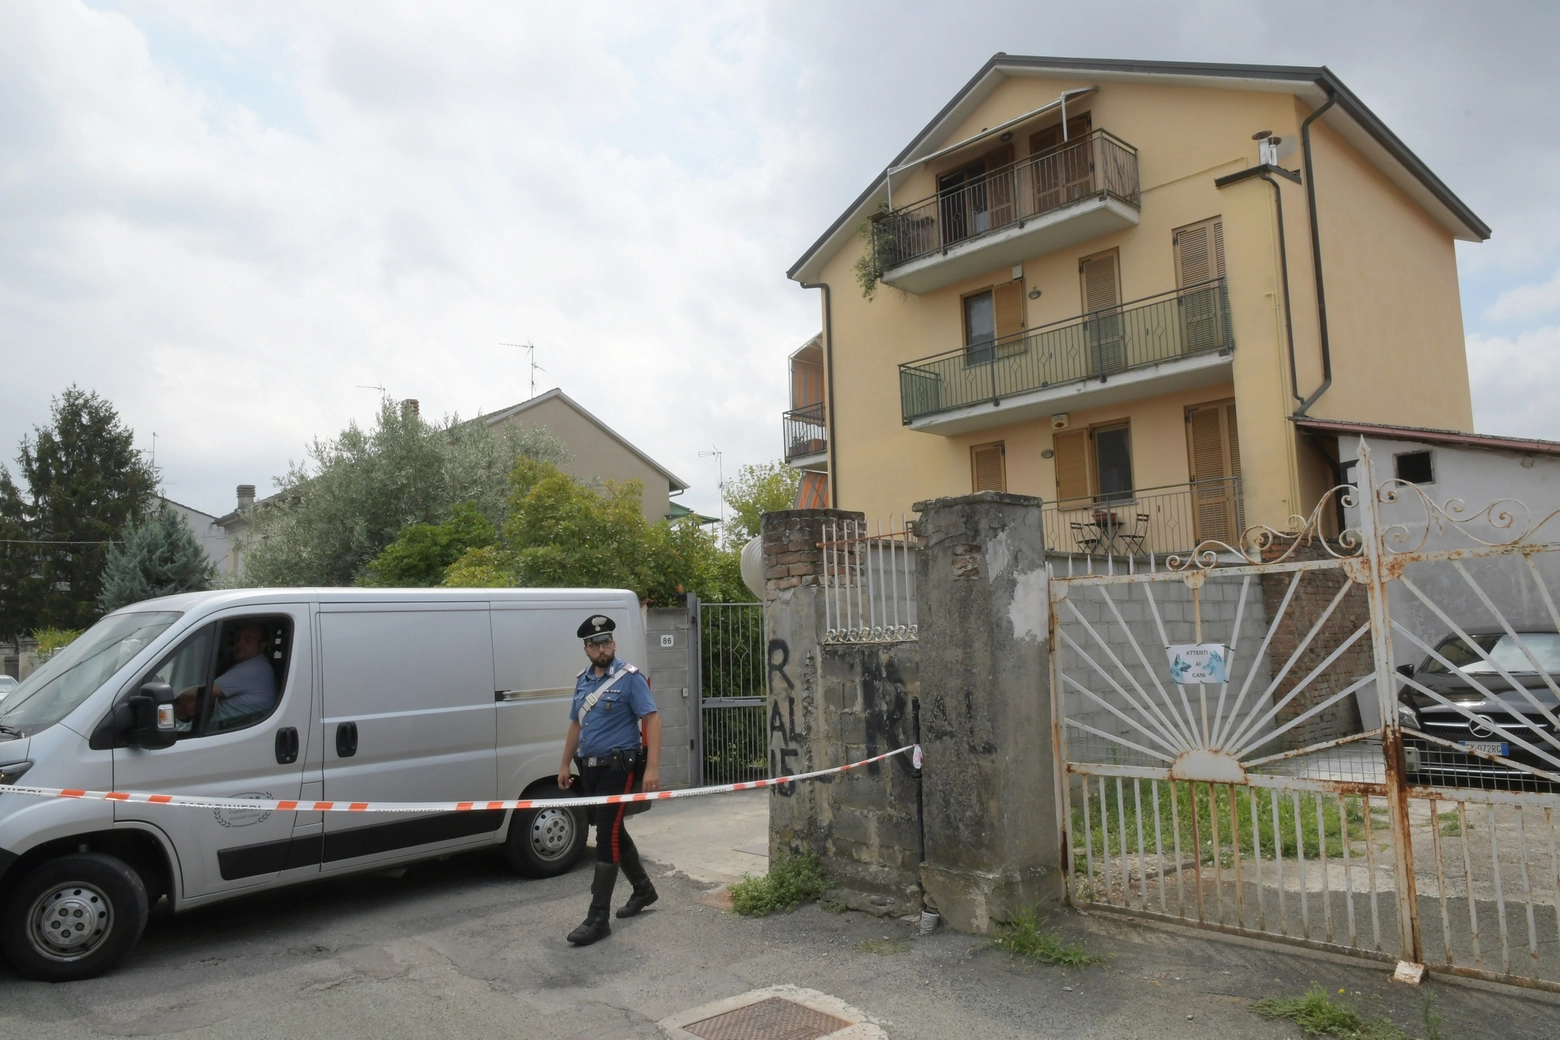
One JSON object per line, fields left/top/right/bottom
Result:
{"left": 722, "top": 461, "right": 801, "bottom": 546}
{"left": 98, "top": 505, "right": 216, "bottom": 612}
{"left": 0, "top": 387, "right": 158, "bottom": 633}
{"left": 242, "top": 400, "right": 566, "bottom": 587}
{"left": 360, "top": 503, "right": 496, "bottom": 587}
{"left": 445, "top": 459, "right": 737, "bottom": 605}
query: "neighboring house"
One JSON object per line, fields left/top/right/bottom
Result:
{"left": 479, "top": 388, "right": 691, "bottom": 524}
{"left": 782, "top": 334, "right": 831, "bottom": 509}
{"left": 786, "top": 56, "right": 1489, "bottom": 555}
{"left": 1305, "top": 418, "right": 1560, "bottom": 702}
{"left": 158, "top": 497, "right": 232, "bottom": 575}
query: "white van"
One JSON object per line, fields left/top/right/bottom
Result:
{"left": 0, "top": 587, "right": 644, "bottom": 981}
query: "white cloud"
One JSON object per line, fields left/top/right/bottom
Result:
{"left": 1488, "top": 268, "right": 1560, "bottom": 323}
{"left": 1468, "top": 327, "right": 1560, "bottom": 440}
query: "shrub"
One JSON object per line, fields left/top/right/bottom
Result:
{"left": 993, "top": 907, "right": 1101, "bottom": 967}
{"left": 729, "top": 851, "right": 829, "bottom": 916}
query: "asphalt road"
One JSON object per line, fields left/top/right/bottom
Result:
{"left": 1, "top": 795, "right": 1556, "bottom": 1039}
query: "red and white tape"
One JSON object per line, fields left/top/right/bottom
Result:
{"left": 0, "top": 745, "right": 917, "bottom": 814}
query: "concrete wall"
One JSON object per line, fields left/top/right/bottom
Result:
{"left": 645, "top": 605, "right": 694, "bottom": 790}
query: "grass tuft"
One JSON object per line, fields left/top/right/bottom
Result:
{"left": 729, "top": 851, "right": 829, "bottom": 917}
{"left": 993, "top": 907, "right": 1102, "bottom": 967}
{"left": 1250, "top": 983, "right": 1414, "bottom": 1040}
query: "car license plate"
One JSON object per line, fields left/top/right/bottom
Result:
{"left": 1461, "top": 741, "right": 1509, "bottom": 757}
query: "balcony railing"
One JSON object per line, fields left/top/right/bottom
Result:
{"left": 873, "top": 129, "right": 1140, "bottom": 270}
{"left": 899, "top": 278, "right": 1232, "bottom": 424}
{"left": 1041, "top": 477, "right": 1244, "bottom": 558}
{"left": 783, "top": 402, "right": 827, "bottom": 463}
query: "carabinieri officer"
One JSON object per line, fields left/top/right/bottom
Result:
{"left": 557, "top": 614, "right": 661, "bottom": 945}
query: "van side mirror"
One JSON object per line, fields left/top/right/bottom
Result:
{"left": 129, "top": 681, "right": 178, "bottom": 750}
{"left": 1396, "top": 664, "right": 1415, "bottom": 680}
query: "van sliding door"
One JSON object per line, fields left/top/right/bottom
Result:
{"left": 318, "top": 604, "right": 497, "bottom": 870}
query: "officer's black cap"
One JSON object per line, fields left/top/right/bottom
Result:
{"left": 578, "top": 615, "right": 616, "bottom": 643}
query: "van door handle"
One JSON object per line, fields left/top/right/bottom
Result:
{"left": 275, "top": 727, "right": 299, "bottom": 765}
{"left": 335, "top": 721, "right": 358, "bottom": 758}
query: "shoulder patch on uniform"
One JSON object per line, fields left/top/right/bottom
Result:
{"left": 576, "top": 665, "right": 591, "bottom": 678}
{"left": 623, "top": 664, "right": 639, "bottom": 674}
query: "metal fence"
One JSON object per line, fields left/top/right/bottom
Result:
{"left": 692, "top": 601, "right": 767, "bottom": 786}
{"left": 820, "top": 516, "right": 919, "bottom": 643}
{"left": 873, "top": 129, "right": 1140, "bottom": 270}
{"left": 1051, "top": 441, "right": 1560, "bottom": 991}
{"left": 782, "top": 403, "right": 827, "bottom": 463}
{"left": 1042, "top": 477, "right": 1243, "bottom": 559}
{"left": 899, "top": 279, "right": 1231, "bottom": 423}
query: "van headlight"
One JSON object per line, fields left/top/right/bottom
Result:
{"left": 0, "top": 760, "right": 32, "bottom": 785}
{"left": 1397, "top": 703, "right": 1420, "bottom": 730}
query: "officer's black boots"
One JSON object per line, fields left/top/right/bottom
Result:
{"left": 615, "top": 843, "right": 659, "bottom": 918}
{"left": 567, "top": 863, "right": 618, "bottom": 945}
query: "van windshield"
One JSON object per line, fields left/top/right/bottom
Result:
{"left": 0, "top": 612, "right": 181, "bottom": 737}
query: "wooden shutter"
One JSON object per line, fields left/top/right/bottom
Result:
{"left": 971, "top": 442, "right": 1007, "bottom": 493}
{"left": 1186, "top": 400, "right": 1242, "bottom": 543}
{"left": 981, "top": 144, "right": 1015, "bottom": 227}
{"left": 1053, "top": 429, "right": 1090, "bottom": 501}
{"left": 1174, "top": 218, "right": 1226, "bottom": 288}
{"left": 993, "top": 280, "right": 1024, "bottom": 340}
{"left": 1080, "top": 251, "right": 1123, "bottom": 373}
{"left": 1080, "top": 252, "right": 1120, "bottom": 312}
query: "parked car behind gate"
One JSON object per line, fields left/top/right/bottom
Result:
{"left": 1397, "top": 628, "right": 1560, "bottom": 790}
{"left": 0, "top": 587, "right": 644, "bottom": 981}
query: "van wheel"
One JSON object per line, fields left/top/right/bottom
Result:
{"left": 505, "top": 795, "right": 587, "bottom": 878}
{"left": 1, "top": 853, "right": 149, "bottom": 981}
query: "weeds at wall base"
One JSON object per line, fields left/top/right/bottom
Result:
{"left": 993, "top": 907, "right": 1103, "bottom": 967}
{"left": 729, "top": 851, "right": 830, "bottom": 917}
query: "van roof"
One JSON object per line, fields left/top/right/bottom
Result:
{"left": 112, "top": 587, "right": 642, "bottom": 615}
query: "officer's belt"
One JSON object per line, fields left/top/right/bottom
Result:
{"left": 579, "top": 748, "right": 645, "bottom": 769}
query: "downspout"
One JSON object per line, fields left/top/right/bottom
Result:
{"left": 1258, "top": 169, "right": 1301, "bottom": 408}
{"left": 1296, "top": 91, "right": 1338, "bottom": 415}
{"left": 800, "top": 281, "right": 837, "bottom": 508}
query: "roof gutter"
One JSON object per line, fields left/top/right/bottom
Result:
{"left": 800, "top": 281, "right": 838, "bottom": 508}
{"left": 1296, "top": 89, "right": 1337, "bottom": 416}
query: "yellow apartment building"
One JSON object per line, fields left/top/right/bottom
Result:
{"left": 786, "top": 56, "right": 1488, "bottom": 555}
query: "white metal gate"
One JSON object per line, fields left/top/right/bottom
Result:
{"left": 1051, "top": 442, "right": 1560, "bottom": 991}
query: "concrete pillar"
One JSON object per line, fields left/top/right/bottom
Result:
{"left": 761, "top": 508, "right": 863, "bottom": 857}
{"left": 914, "top": 491, "right": 1058, "bottom": 933}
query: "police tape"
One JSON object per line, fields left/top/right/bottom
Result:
{"left": 0, "top": 745, "right": 919, "bottom": 814}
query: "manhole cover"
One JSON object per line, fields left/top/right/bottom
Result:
{"left": 683, "top": 996, "right": 852, "bottom": 1040}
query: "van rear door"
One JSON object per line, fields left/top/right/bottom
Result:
{"left": 318, "top": 603, "right": 499, "bottom": 870}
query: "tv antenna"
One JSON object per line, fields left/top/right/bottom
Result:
{"left": 698, "top": 446, "right": 725, "bottom": 529}
{"left": 499, "top": 341, "right": 544, "bottom": 399}
{"left": 355, "top": 384, "right": 386, "bottom": 396}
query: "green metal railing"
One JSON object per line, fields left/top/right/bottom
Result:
{"left": 899, "top": 279, "right": 1232, "bottom": 424}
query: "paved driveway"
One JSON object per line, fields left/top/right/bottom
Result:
{"left": 1, "top": 790, "right": 1553, "bottom": 1039}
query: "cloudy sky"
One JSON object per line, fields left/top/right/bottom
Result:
{"left": 1, "top": 1, "right": 1557, "bottom": 520}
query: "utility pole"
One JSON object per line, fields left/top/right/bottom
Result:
{"left": 499, "top": 342, "right": 544, "bottom": 399}
{"left": 699, "top": 447, "right": 725, "bottom": 531}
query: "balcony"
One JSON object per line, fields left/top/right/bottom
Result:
{"left": 873, "top": 130, "right": 1140, "bottom": 295}
{"left": 783, "top": 403, "right": 828, "bottom": 470}
{"left": 898, "top": 279, "right": 1234, "bottom": 436}
{"left": 1041, "top": 477, "right": 1244, "bottom": 558}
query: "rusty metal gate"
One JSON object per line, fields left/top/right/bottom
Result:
{"left": 1051, "top": 442, "right": 1560, "bottom": 991}
{"left": 691, "top": 600, "right": 767, "bottom": 786}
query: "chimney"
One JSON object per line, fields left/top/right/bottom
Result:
{"left": 237, "top": 485, "right": 256, "bottom": 510}
{"left": 401, "top": 398, "right": 420, "bottom": 417}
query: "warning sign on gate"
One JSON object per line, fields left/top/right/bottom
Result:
{"left": 1166, "top": 644, "right": 1228, "bottom": 684}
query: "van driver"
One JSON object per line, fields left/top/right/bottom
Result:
{"left": 175, "top": 621, "right": 278, "bottom": 728}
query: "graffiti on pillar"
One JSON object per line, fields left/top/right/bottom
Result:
{"left": 768, "top": 637, "right": 800, "bottom": 795}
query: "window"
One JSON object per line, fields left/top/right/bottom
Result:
{"left": 1396, "top": 450, "right": 1434, "bottom": 484}
{"left": 963, "top": 281, "right": 1025, "bottom": 363}
{"left": 1078, "top": 249, "right": 1123, "bottom": 373}
{"left": 1052, "top": 422, "right": 1133, "bottom": 503}
{"left": 971, "top": 441, "right": 1007, "bottom": 493}
{"left": 140, "top": 616, "right": 293, "bottom": 738}
{"left": 1185, "top": 400, "right": 1242, "bottom": 543}
{"left": 1174, "top": 218, "right": 1229, "bottom": 353}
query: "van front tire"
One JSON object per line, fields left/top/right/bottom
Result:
{"left": 1, "top": 853, "right": 149, "bottom": 981}
{"left": 505, "top": 793, "right": 587, "bottom": 878}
